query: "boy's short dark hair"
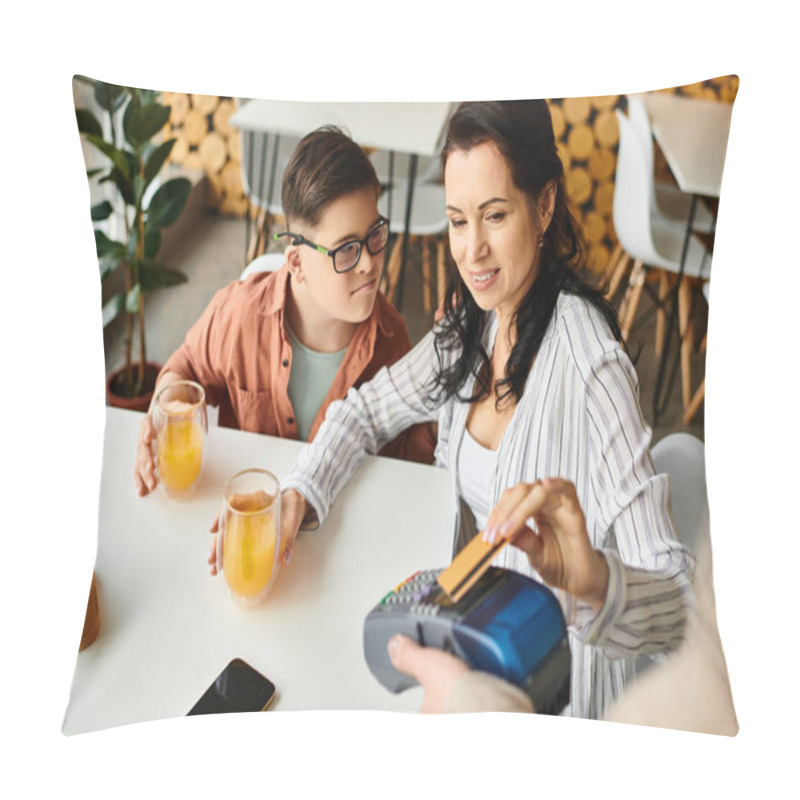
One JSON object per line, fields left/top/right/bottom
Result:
{"left": 281, "top": 125, "right": 381, "bottom": 229}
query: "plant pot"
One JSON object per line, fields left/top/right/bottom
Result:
{"left": 106, "top": 361, "right": 162, "bottom": 412}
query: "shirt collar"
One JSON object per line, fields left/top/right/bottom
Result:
{"left": 258, "top": 261, "right": 395, "bottom": 340}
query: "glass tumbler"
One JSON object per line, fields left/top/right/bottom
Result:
{"left": 217, "top": 469, "right": 281, "bottom": 607}
{"left": 153, "top": 380, "right": 208, "bottom": 497}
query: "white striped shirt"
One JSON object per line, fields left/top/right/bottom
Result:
{"left": 284, "top": 292, "right": 695, "bottom": 719}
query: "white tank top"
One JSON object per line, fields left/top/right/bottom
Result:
{"left": 457, "top": 428, "right": 499, "bottom": 532}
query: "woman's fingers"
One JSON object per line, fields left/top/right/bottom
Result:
{"left": 484, "top": 478, "right": 582, "bottom": 544}
{"left": 207, "top": 536, "right": 218, "bottom": 575}
{"left": 483, "top": 480, "right": 545, "bottom": 544}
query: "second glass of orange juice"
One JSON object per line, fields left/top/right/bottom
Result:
{"left": 153, "top": 380, "right": 207, "bottom": 497}
{"left": 218, "top": 469, "right": 281, "bottom": 607}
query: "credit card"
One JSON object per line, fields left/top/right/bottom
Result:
{"left": 436, "top": 531, "right": 507, "bottom": 602}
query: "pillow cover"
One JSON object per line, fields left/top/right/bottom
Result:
{"left": 63, "top": 75, "right": 738, "bottom": 737}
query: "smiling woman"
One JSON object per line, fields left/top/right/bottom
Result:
{"left": 282, "top": 99, "right": 694, "bottom": 722}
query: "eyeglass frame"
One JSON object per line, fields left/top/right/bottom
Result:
{"left": 273, "top": 216, "right": 390, "bottom": 274}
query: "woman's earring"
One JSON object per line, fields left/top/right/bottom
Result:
{"left": 539, "top": 237, "right": 544, "bottom": 249}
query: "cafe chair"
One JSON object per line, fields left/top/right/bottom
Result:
{"left": 240, "top": 129, "right": 300, "bottom": 263}
{"left": 651, "top": 432, "right": 709, "bottom": 567}
{"left": 682, "top": 280, "right": 710, "bottom": 425}
{"left": 378, "top": 182, "right": 449, "bottom": 313}
{"left": 239, "top": 252, "right": 284, "bottom": 280}
{"left": 369, "top": 149, "right": 442, "bottom": 187}
{"left": 626, "top": 95, "right": 715, "bottom": 234}
{"left": 613, "top": 108, "right": 712, "bottom": 410}
{"left": 633, "top": 431, "right": 711, "bottom": 679}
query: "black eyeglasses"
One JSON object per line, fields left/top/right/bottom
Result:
{"left": 273, "top": 217, "right": 390, "bottom": 273}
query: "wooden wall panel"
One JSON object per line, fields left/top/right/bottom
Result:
{"left": 162, "top": 76, "right": 739, "bottom": 281}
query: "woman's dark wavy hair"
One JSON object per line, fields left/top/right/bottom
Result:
{"left": 429, "top": 99, "right": 624, "bottom": 409}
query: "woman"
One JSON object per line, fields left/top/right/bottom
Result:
{"left": 277, "top": 100, "right": 694, "bottom": 720}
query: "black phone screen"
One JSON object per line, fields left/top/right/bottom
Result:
{"left": 187, "top": 658, "right": 276, "bottom": 715}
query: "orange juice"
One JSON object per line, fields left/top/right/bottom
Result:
{"left": 223, "top": 490, "right": 277, "bottom": 599}
{"left": 156, "top": 415, "right": 203, "bottom": 492}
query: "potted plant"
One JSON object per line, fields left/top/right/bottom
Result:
{"left": 75, "top": 76, "right": 192, "bottom": 410}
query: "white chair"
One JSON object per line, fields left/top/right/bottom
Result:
{"left": 613, "top": 108, "right": 712, "bottom": 411}
{"left": 651, "top": 432, "right": 710, "bottom": 566}
{"left": 626, "top": 95, "right": 715, "bottom": 234}
{"left": 240, "top": 130, "right": 300, "bottom": 263}
{"left": 369, "top": 149, "right": 442, "bottom": 187}
{"left": 378, "top": 182, "right": 449, "bottom": 312}
{"left": 634, "top": 432, "right": 710, "bottom": 678}
{"left": 239, "top": 252, "right": 284, "bottom": 280}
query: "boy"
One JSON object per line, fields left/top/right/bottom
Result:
{"left": 135, "top": 125, "right": 435, "bottom": 497}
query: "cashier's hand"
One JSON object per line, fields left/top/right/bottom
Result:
{"left": 135, "top": 414, "right": 158, "bottom": 496}
{"left": 388, "top": 635, "right": 470, "bottom": 714}
{"left": 484, "top": 478, "right": 609, "bottom": 611}
{"left": 207, "top": 488, "right": 309, "bottom": 575}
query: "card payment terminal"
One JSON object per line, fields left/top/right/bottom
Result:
{"left": 363, "top": 566, "right": 571, "bottom": 715}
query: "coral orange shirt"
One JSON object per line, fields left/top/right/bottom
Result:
{"left": 161, "top": 263, "right": 435, "bottom": 464}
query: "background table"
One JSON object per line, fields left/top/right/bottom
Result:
{"left": 62, "top": 408, "right": 454, "bottom": 735}
{"left": 230, "top": 99, "right": 453, "bottom": 309}
{"left": 638, "top": 92, "right": 732, "bottom": 422}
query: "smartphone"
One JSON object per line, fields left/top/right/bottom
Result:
{"left": 187, "top": 658, "right": 277, "bottom": 715}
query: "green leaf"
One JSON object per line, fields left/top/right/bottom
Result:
{"left": 144, "top": 230, "right": 161, "bottom": 259}
{"left": 144, "top": 139, "right": 176, "bottom": 184}
{"left": 125, "top": 283, "right": 141, "bottom": 314}
{"left": 85, "top": 134, "right": 130, "bottom": 180}
{"left": 145, "top": 177, "right": 191, "bottom": 232}
{"left": 138, "top": 262, "right": 188, "bottom": 292}
{"left": 102, "top": 292, "right": 125, "bottom": 327}
{"left": 86, "top": 167, "right": 104, "bottom": 179}
{"left": 94, "top": 81, "right": 127, "bottom": 114}
{"left": 99, "top": 256, "right": 120, "bottom": 280}
{"left": 76, "top": 108, "right": 103, "bottom": 137}
{"left": 99, "top": 167, "right": 135, "bottom": 206}
{"left": 95, "top": 229, "right": 125, "bottom": 259}
{"left": 91, "top": 200, "right": 113, "bottom": 221}
{"left": 124, "top": 101, "right": 171, "bottom": 149}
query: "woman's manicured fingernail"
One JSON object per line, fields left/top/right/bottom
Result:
{"left": 388, "top": 636, "right": 399, "bottom": 660}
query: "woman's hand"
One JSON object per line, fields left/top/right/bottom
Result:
{"left": 134, "top": 414, "right": 158, "bottom": 496}
{"left": 207, "top": 488, "right": 308, "bottom": 575}
{"left": 484, "top": 478, "right": 609, "bottom": 610}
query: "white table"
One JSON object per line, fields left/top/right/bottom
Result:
{"left": 231, "top": 99, "right": 453, "bottom": 157}
{"left": 230, "top": 99, "right": 454, "bottom": 309}
{"left": 639, "top": 92, "right": 732, "bottom": 199}
{"left": 637, "top": 92, "right": 733, "bottom": 422}
{"left": 62, "top": 408, "right": 454, "bottom": 735}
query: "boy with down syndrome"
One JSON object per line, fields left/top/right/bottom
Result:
{"left": 135, "top": 126, "right": 436, "bottom": 556}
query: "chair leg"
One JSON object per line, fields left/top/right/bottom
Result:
{"left": 247, "top": 210, "right": 272, "bottom": 262}
{"left": 384, "top": 234, "right": 405, "bottom": 306}
{"left": 619, "top": 259, "right": 645, "bottom": 341}
{"left": 605, "top": 244, "right": 630, "bottom": 299}
{"left": 422, "top": 237, "right": 432, "bottom": 314}
{"left": 683, "top": 377, "right": 705, "bottom": 425}
{"left": 436, "top": 237, "right": 448, "bottom": 317}
{"left": 678, "top": 279, "right": 695, "bottom": 410}
{"left": 655, "top": 271, "right": 670, "bottom": 358}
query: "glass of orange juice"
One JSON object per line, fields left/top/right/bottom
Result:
{"left": 153, "top": 380, "right": 208, "bottom": 497}
{"left": 217, "top": 469, "right": 281, "bottom": 607}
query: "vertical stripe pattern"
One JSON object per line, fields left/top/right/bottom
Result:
{"left": 283, "top": 292, "right": 694, "bottom": 720}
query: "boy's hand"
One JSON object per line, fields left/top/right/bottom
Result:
{"left": 134, "top": 414, "right": 159, "bottom": 496}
